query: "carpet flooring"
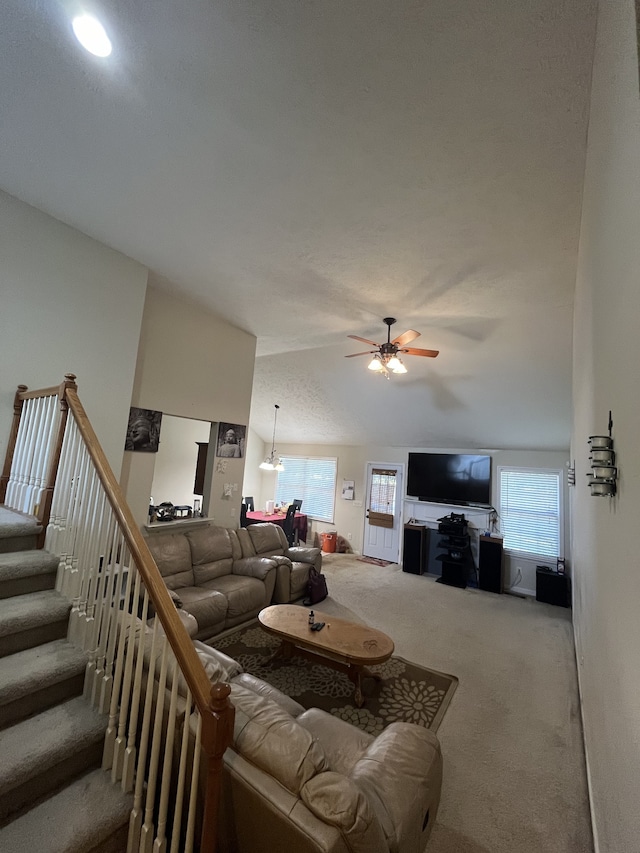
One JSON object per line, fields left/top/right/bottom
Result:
{"left": 314, "top": 552, "right": 594, "bottom": 853}
{"left": 210, "top": 620, "right": 458, "bottom": 735}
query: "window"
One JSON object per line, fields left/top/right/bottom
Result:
{"left": 498, "top": 467, "right": 562, "bottom": 559}
{"left": 368, "top": 468, "right": 397, "bottom": 528}
{"left": 275, "top": 456, "right": 337, "bottom": 523}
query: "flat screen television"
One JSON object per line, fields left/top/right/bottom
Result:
{"left": 406, "top": 452, "right": 492, "bottom": 507}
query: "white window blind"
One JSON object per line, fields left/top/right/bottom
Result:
{"left": 498, "top": 467, "right": 562, "bottom": 558}
{"left": 275, "top": 457, "right": 337, "bottom": 523}
{"left": 369, "top": 468, "right": 397, "bottom": 514}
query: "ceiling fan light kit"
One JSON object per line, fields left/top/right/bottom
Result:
{"left": 347, "top": 317, "right": 439, "bottom": 377}
{"left": 259, "top": 404, "right": 284, "bottom": 471}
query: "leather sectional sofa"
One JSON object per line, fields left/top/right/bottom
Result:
{"left": 140, "top": 620, "right": 443, "bottom": 853}
{"left": 191, "top": 640, "right": 443, "bottom": 853}
{"left": 145, "top": 522, "right": 322, "bottom": 641}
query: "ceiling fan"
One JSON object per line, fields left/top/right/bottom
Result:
{"left": 346, "top": 317, "right": 439, "bottom": 376}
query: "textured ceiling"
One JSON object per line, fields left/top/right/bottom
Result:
{"left": 0, "top": 0, "right": 597, "bottom": 449}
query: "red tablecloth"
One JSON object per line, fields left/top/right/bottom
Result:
{"left": 245, "top": 511, "right": 308, "bottom": 543}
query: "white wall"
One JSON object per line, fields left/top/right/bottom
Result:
{"left": 150, "top": 415, "right": 211, "bottom": 508}
{"left": 121, "top": 286, "right": 257, "bottom": 528}
{"left": 0, "top": 191, "right": 148, "bottom": 476}
{"left": 571, "top": 2, "right": 640, "bottom": 850}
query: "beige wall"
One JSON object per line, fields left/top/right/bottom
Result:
{"left": 121, "top": 286, "right": 257, "bottom": 528}
{"left": 572, "top": 1, "right": 640, "bottom": 850}
{"left": 253, "top": 441, "right": 568, "bottom": 576}
{"left": 0, "top": 190, "right": 148, "bottom": 476}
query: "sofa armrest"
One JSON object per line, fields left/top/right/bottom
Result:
{"left": 168, "top": 588, "right": 184, "bottom": 609}
{"left": 286, "top": 546, "right": 322, "bottom": 567}
{"left": 350, "top": 723, "right": 442, "bottom": 850}
{"left": 193, "top": 640, "right": 244, "bottom": 679}
{"left": 301, "top": 772, "right": 388, "bottom": 853}
{"left": 233, "top": 556, "right": 277, "bottom": 581}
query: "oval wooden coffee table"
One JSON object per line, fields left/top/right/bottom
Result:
{"left": 258, "top": 604, "right": 394, "bottom": 708}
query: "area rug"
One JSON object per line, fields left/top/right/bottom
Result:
{"left": 209, "top": 622, "right": 458, "bottom": 735}
{"left": 357, "top": 556, "right": 395, "bottom": 567}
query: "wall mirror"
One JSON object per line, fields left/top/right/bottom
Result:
{"left": 150, "top": 414, "right": 214, "bottom": 516}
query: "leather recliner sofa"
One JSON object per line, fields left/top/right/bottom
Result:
{"left": 236, "top": 522, "right": 322, "bottom": 604}
{"left": 145, "top": 523, "right": 322, "bottom": 640}
{"left": 178, "top": 641, "right": 443, "bottom": 853}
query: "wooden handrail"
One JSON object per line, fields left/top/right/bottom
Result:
{"left": 65, "top": 387, "right": 234, "bottom": 852}
{"left": 35, "top": 374, "right": 77, "bottom": 547}
{"left": 64, "top": 388, "right": 215, "bottom": 714}
{"left": 2, "top": 376, "right": 234, "bottom": 850}
{"left": 0, "top": 383, "right": 28, "bottom": 504}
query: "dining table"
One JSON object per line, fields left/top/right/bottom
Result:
{"left": 245, "top": 510, "right": 308, "bottom": 544}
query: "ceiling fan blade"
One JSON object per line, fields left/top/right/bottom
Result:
{"left": 348, "top": 334, "right": 381, "bottom": 347}
{"left": 391, "top": 329, "right": 421, "bottom": 347}
{"left": 345, "top": 350, "right": 376, "bottom": 358}
{"left": 401, "top": 346, "right": 440, "bottom": 358}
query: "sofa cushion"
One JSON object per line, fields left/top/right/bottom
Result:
{"left": 246, "top": 523, "right": 288, "bottom": 556}
{"left": 201, "top": 575, "right": 267, "bottom": 622}
{"left": 146, "top": 533, "right": 195, "bottom": 589}
{"left": 296, "top": 708, "right": 374, "bottom": 776}
{"left": 187, "top": 526, "right": 237, "bottom": 584}
{"left": 300, "top": 771, "right": 387, "bottom": 853}
{"left": 177, "top": 587, "right": 228, "bottom": 630}
{"left": 230, "top": 683, "right": 328, "bottom": 795}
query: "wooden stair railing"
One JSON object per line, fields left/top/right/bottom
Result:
{"left": 1, "top": 377, "right": 234, "bottom": 853}
{"left": 0, "top": 374, "right": 75, "bottom": 546}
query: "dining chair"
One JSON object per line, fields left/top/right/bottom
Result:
{"left": 240, "top": 503, "right": 248, "bottom": 528}
{"left": 243, "top": 496, "right": 255, "bottom": 511}
{"left": 282, "top": 504, "right": 297, "bottom": 546}
{"left": 292, "top": 499, "right": 303, "bottom": 511}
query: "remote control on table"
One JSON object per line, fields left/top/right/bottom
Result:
{"left": 312, "top": 622, "right": 325, "bottom": 631}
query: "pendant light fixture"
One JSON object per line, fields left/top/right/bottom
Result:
{"left": 259, "top": 404, "right": 284, "bottom": 471}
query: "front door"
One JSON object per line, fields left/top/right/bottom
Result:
{"left": 362, "top": 463, "right": 403, "bottom": 562}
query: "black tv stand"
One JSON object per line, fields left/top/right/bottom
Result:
{"left": 434, "top": 513, "right": 475, "bottom": 589}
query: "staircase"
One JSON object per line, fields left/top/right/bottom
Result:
{"left": 0, "top": 506, "right": 132, "bottom": 852}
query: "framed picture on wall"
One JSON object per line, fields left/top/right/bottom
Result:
{"left": 125, "top": 407, "right": 162, "bottom": 452}
{"left": 216, "top": 422, "right": 246, "bottom": 458}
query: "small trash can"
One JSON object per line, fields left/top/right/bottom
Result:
{"left": 320, "top": 532, "right": 337, "bottom": 553}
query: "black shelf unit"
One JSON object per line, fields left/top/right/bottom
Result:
{"left": 434, "top": 513, "right": 474, "bottom": 589}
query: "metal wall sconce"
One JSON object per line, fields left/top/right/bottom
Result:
{"left": 587, "top": 411, "right": 617, "bottom": 497}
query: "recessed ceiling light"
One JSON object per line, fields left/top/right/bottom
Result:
{"left": 72, "top": 14, "right": 112, "bottom": 57}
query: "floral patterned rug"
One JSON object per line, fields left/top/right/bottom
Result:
{"left": 209, "top": 622, "right": 458, "bottom": 735}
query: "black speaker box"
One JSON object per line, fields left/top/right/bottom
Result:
{"left": 478, "top": 536, "right": 504, "bottom": 594}
{"left": 402, "top": 525, "right": 428, "bottom": 574}
{"left": 536, "top": 568, "right": 571, "bottom": 607}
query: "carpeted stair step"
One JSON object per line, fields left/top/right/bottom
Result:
{"left": 0, "top": 506, "right": 41, "bottom": 553}
{"left": 0, "top": 549, "right": 59, "bottom": 599}
{"left": 0, "top": 639, "right": 87, "bottom": 730}
{"left": 0, "top": 589, "right": 70, "bottom": 657}
{"left": 0, "top": 767, "right": 132, "bottom": 853}
{"left": 0, "top": 695, "right": 107, "bottom": 824}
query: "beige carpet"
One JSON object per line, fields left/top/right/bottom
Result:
{"left": 318, "top": 553, "right": 593, "bottom": 853}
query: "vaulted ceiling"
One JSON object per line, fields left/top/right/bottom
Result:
{"left": 0, "top": 0, "right": 597, "bottom": 449}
